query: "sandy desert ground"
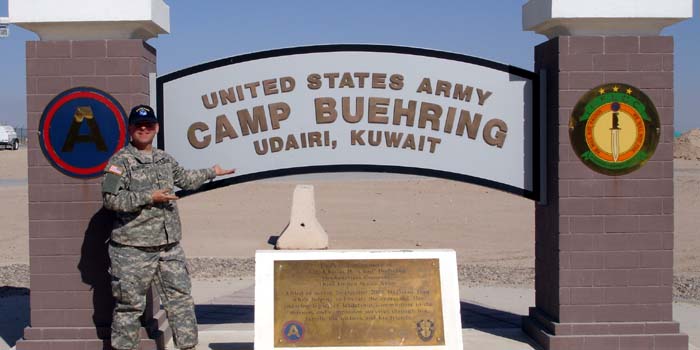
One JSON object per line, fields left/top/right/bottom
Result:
{"left": 0, "top": 148, "right": 698, "bottom": 280}
{"left": 2, "top": 147, "right": 700, "bottom": 349}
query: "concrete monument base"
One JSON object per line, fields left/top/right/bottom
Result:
{"left": 275, "top": 185, "right": 329, "bottom": 250}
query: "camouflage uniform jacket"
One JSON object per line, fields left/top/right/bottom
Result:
{"left": 102, "top": 144, "right": 215, "bottom": 247}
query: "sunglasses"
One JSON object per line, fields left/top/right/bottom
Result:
{"left": 131, "top": 123, "right": 158, "bottom": 130}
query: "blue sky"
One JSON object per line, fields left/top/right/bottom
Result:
{"left": 0, "top": 1, "right": 698, "bottom": 130}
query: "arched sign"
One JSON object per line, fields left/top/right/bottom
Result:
{"left": 157, "top": 45, "right": 538, "bottom": 198}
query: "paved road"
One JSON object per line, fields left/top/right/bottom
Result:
{"left": 0, "top": 179, "right": 26, "bottom": 187}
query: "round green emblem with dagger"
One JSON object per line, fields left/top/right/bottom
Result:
{"left": 569, "top": 83, "right": 661, "bottom": 176}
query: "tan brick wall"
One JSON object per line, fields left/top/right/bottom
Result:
{"left": 18, "top": 39, "right": 161, "bottom": 350}
{"left": 526, "top": 36, "right": 688, "bottom": 350}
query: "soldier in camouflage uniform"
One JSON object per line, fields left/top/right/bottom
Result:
{"left": 102, "top": 105, "right": 234, "bottom": 350}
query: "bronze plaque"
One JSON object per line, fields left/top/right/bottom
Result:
{"left": 274, "top": 259, "right": 444, "bottom": 347}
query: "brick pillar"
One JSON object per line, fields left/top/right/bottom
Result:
{"left": 17, "top": 40, "right": 169, "bottom": 350}
{"left": 524, "top": 36, "right": 688, "bottom": 350}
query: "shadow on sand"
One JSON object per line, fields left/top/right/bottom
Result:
{"left": 0, "top": 286, "right": 30, "bottom": 348}
{"left": 208, "top": 343, "right": 253, "bottom": 350}
{"left": 196, "top": 304, "right": 254, "bottom": 324}
{"left": 460, "top": 301, "right": 539, "bottom": 348}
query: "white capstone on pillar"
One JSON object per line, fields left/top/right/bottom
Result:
{"left": 523, "top": 0, "right": 693, "bottom": 38}
{"left": 8, "top": 0, "right": 169, "bottom": 40}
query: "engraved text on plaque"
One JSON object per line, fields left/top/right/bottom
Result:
{"left": 274, "top": 259, "right": 444, "bottom": 347}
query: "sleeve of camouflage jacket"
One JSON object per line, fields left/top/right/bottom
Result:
{"left": 102, "top": 160, "right": 154, "bottom": 213}
{"left": 171, "top": 156, "right": 216, "bottom": 190}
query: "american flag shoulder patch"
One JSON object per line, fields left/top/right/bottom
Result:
{"left": 107, "top": 164, "right": 124, "bottom": 176}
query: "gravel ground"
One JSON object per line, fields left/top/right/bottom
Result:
{"left": 187, "top": 257, "right": 256, "bottom": 279}
{"left": 0, "top": 264, "right": 29, "bottom": 297}
{"left": 457, "top": 264, "right": 534, "bottom": 287}
{"left": 2, "top": 259, "right": 699, "bottom": 304}
{"left": 675, "top": 275, "right": 700, "bottom": 304}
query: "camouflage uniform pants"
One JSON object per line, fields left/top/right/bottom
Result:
{"left": 109, "top": 242, "right": 197, "bottom": 350}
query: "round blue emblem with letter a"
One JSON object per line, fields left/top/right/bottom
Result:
{"left": 38, "top": 87, "right": 127, "bottom": 178}
{"left": 282, "top": 321, "right": 304, "bottom": 342}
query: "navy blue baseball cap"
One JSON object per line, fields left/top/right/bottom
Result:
{"left": 128, "top": 105, "right": 158, "bottom": 125}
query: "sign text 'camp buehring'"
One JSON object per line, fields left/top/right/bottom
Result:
{"left": 186, "top": 73, "right": 507, "bottom": 156}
